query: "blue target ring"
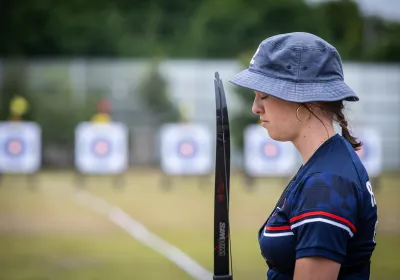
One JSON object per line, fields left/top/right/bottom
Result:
{"left": 91, "top": 139, "right": 112, "bottom": 158}
{"left": 260, "top": 140, "right": 280, "bottom": 160}
{"left": 177, "top": 139, "right": 197, "bottom": 159}
{"left": 4, "top": 138, "right": 25, "bottom": 157}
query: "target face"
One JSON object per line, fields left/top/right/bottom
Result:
{"left": 244, "top": 124, "right": 297, "bottom": 177}
{"left": 5, "top": 138, "right": 25, "bottom": 157}
{"left": 0, "top": 122, "right": 41, "bottom": 174}
{"left": 177, "top": 140, "right": 197, "bottom": 158}
{"left": 353, "top": 127, "right": 382, "bottom": 178}
{"left": 160, "top": 124, "right": 212, "bottom": 175}
{"left": 75, "top": 122, "right": 128, "bottom": 174}
{"left": 91, "top": 139, "right": 111, "bottom": 157}
{"left": 261, "top": 141, "right": 281, "bottom": 160}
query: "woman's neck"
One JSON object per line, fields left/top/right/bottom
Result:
{"left": 292, "top": 123, "right": 336, "bottom": 165}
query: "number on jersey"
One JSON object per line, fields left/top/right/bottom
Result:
{"left": 373, "top": 221, "right": 378, "bottom": 243}
{"left": 366, "top": 181, "right": 377, "bottom": 207}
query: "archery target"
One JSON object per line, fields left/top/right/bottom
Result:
{"left": 5, "top": 138, "right": 25, "bottom": 157}
{"left": 354, "top": 127, "right": 382, "bottom": 178}
{"left": 177, "top": 139, "right": 197, "bottom": 159}
{"left": 0, "top": 122, "right": 41, "bottom": 173}
{"left": 91, "top": 139, "right": 112, "bottom": 158}
{"left": 260, "top": 140, "right": 281, "bottom": 160}
{"left": 75, "top": 122, "right": 128, "bottom": 174}
{"left": 160, "top": 124, "right": 212, "bottom": 175}
{"left": 244, "top": 124, "right": 297, "bottom": 177}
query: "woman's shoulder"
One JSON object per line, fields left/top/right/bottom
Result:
{"left": 290, "top": 172, "right": 362, "bottom": 205}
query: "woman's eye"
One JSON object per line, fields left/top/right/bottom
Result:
{"left": 261, "top": 95, "right": 269, "bottom": 100}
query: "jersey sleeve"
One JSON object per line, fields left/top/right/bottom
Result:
{"left": 289, "top": 172, "right": 359, "bottom": 264}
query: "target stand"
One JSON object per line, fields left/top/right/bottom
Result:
{"left": 0, "top": 122, "right": 41, "bottom": 191}
{"left": 158, "top": 124, "right": 213, "bottom": 191}
{"left": 243, "top": 125, "right": 297, "bottom": 191}
{"left": 74, "top": 122, "right": 128, "bottom": 189}
{"left": 74, "top": 170, "right": 126, "bottom": 190}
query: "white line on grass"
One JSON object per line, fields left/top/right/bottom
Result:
{"left": 74, "top": 190, "right": 213, "bottom": 280}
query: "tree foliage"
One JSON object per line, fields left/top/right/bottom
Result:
{"left": 137, "top": 59, "right": 180, "bottom": 126}
{"left": 2, "top": 0, "right": 400, "bottom": 62}
{"left": 0, "top": 61, "right": 34, "bottom": 121}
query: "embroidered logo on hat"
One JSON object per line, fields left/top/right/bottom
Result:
{"left": 250, "top": 45, "right": 261, "bottom": 66}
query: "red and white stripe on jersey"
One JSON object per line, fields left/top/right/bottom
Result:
{"left": 290, "top": 211, "right": 357, "bottom": 237}
{"left": 263, "top": 225, "right": 294, "bottom": 237}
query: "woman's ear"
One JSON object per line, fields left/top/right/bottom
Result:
{"left": 307, "top": 102, "right": 325, "bottom": 116}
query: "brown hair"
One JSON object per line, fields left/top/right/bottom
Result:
{"left": 315, "top": 100, "right": 363, "bottom": 151}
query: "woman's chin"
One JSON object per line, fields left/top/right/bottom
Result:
{"left": 265, "top": 129, "right": 290, "bottom": 142}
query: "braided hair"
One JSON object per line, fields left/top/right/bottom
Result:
{"left": 319, "top": 101, "right": 363, "bottom": 151}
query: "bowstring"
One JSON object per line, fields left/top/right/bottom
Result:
{"left": 219, "top": 79, "right": 234, "bottom": 276}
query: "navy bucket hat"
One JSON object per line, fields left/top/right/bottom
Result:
{"left": 229, "top": 32, "right": 359, "bottom": 103}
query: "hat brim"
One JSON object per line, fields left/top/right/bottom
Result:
{"left": 229, "top": 69, "right": 359, "bottom": 103}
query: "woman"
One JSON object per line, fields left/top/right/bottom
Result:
{"left": 229, "top": 32, "right": 378, "bottom": 280}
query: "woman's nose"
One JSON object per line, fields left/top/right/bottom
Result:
{"left": 252, "top": 99, "right": 264, "bottom": 115}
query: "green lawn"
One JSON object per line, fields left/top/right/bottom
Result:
{"left": 0, "top": 170, "right": 398, "bottom": 280}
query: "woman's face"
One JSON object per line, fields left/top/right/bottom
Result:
{"left": 252, "top": 91, "right": 305, "bottom": 142}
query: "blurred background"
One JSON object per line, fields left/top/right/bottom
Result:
{"left": 0, "top": 0, "right": 399, "bottom": 279}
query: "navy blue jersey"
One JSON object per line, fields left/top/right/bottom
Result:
{"left": 258, "top": 134, "right": 378, "bottom": 280}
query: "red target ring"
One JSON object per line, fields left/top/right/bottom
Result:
{"left": 177, "top": 140, "right": 197, "bottom": 158}
{"left": 4, "top": 138, "right": 25, "bottom": 157}
{"left": 260, "top": 141, "right": 280, "bottom": 160}
{"left": 91, "top": 139, "right": 111, "bottom": 157}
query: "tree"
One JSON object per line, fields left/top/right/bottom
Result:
{"left": 2, "top": 0, "right": 400, "bottom": 62}
{"left": 136, "top": 59, "right": 180, "bottom": 126}
{"left": 0, "top": 61, "right": 34, "bottom": 121}
{"left": 361, "top": 18, "right": 400, "bottom": 62}
{"left": 313, "top": 0, "right": 364, "bottom": 60}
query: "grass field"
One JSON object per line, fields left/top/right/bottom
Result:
{"left": 0, "top": 169, "right": 399, "bottom": 280}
